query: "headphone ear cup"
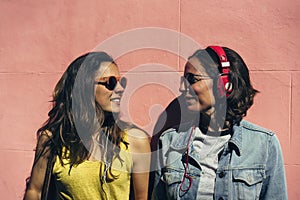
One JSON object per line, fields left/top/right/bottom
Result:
{"left": 225, "top": 82, "right": 233, "bottom": 93}
{"left": 208, "top": 46, "right": 232, "bottom": 97}
{"left": 218, "top": 75, "right": 232, "bottom": 96}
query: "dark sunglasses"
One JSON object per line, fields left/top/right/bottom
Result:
{"left": 95, "top": 76, "right": 127, "bottom": 91}
{"left": 182, "top": 73, "right": 211, "bottom": 85}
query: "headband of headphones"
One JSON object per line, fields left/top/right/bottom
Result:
{"left": 207, "top": 46, "right": 232, "bottom": 96}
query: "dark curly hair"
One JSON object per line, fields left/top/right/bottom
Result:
{"left": 223, "top": 47, "right": 258, "bottom": 125}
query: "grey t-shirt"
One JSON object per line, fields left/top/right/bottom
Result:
{"left": 192, "top": 127, "right": 231, "bottom": 200}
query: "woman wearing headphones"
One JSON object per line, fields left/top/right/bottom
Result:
{"left": 151, "top": 46, "right": 287, "bottom": 199}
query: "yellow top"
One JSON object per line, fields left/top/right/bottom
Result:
{"left": 52, "top": 133, "right": 132, "bottom": 200}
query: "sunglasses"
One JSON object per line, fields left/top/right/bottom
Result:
{"left": 95, "top": 76, "right": 127, "bottom": 91}
{"left": 180, "top": 73, "right": 212, "bottom": 91}
{"left": 183, "top": 73, "right": 211, "bottom": 85}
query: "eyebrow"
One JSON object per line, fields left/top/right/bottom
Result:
{"left": 185, "top": 73, "right": 210, "bottom": 77}
{"left": 96, "top": 76, "right": 120, "bottom": 80}
{"left": 192, "top": 73, "right": 209, "bottom": 76}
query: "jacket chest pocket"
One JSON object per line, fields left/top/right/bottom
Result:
{"left": 160, "top": 171, "right": 182, "bottom": 200}
{"left": 161, "top": 167, "right": 200, "bottom": 200}
{"left": 232, "top": 169, "right": 265, "bottom": 200}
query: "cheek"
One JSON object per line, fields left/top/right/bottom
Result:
{"left": 192, "top": 82, "right": 209, "bottom": 95}
{"left": 95, "top": 88, "right": 111, "bottom": 106}
{"left": 193, "top": 82, "right": 215, "bottom": 102}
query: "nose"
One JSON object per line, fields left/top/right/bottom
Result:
{"left": 114, "top": 81, "right": 125, "bottom": 94}
{"left": 179, "top": 77, "right": 189, "bottom": 94}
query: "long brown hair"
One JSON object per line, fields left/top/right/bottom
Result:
{"left": 36, "top": 52, "right": 128, "bottom": 178}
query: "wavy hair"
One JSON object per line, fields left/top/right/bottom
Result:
{"left": 222, "top": 47, "right": 258, "bottom": 125}
{"left": 189, "top": 47, "right": 258, "bottom": 127}
{"left": 205, "top": 47, "right": 258, "bottom": 126}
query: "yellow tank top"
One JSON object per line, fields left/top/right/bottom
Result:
{"left": 52, "top": 133, "right": 132, "bottom": 200}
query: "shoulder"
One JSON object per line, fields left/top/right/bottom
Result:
{"left": 119, "top": 120, "right": 149, "bottom": 140}
{"left": 36, "top": 130, "right": 53, "bottom": 147}
{"left": 239, "top": 120, "right": 284, "bottom": 160}
{"left": 34, "top": 130, "right": 54, "bottom": 162}
{"left": 158, "top": 127, "right": 187, "bottom": 149}
{"left": 127, "top": 127, "right": 149, "bottom": 138}
{"left": 39, "top": 130, "right": 53, "bottom": 139}
{"left": 126, "top": 126, "right": 150, "bottom": 154}
{"left": 240, "top": 120, "right": 274, "bottom": 136}
{"left": 159, "top": 122, "right": 191, "bottom": 140}
{"left": 127, "top": 126, "right": 149, "bottom": 144}
{"left": 160, "top": 128, "right": 178, "bottom": 138}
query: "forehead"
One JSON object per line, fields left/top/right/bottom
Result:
{"left": 185, "top": 57, "right": 208, "bottom": 75}
{"left": 95, "top": 62, "right": 119, "bottom": 78}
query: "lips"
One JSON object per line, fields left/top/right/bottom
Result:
{"left": 183, "top": 95, "right": 198, "bottom": 105}
{"left": 184, "top": 95, "right": 197, "bottom": 101}
{"left": 111, "top": 97, "right": 121, "bottom": 103}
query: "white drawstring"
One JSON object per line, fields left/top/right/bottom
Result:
{"left": 101, "top": 128, "right": 111, "bottom": 200}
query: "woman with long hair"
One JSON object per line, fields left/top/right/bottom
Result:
{"left": 24, "top": 52, "right": 150, "bottom": 200}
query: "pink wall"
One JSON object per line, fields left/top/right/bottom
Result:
{"left": 1, "top": 0, "right": 299, "bottom": 199}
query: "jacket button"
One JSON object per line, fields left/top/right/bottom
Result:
{"left": 219, "top": 171, "right": 225, "bottom": 178}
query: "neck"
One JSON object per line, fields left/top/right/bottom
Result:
{"left": 198, "top": 107, "right": 229, "bottom": 134}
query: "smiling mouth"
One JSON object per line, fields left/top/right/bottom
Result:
{"left": 183, "top": 95, "right": 198, "bottom": 105}
{"left": 111, "top": 97, "right": 121, "bottom": 103}
{"left": 184, "top": 95, "right": 197, "bottom": 101}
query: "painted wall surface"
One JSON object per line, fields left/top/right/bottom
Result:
{"left": 0, "top": 0, "right": 299, "bottom": 199}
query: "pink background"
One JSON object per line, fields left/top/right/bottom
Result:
{"left": 1, "top": 0, "right": 299, "bottom": 199}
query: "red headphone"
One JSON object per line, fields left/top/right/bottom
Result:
{"left": 208, "top": 46, "right": 232, "bottom": 96}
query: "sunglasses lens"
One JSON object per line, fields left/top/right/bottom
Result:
{"left": 186, "top": 74, "right": 192, "bottom": 85}
{"left": 186, "top": 73, "right": 197, "bottom": 85}
{"left": 120, "top": 77, "right": 127, "bottom": 88}
{"left": 96, "top": 76, "right": 127, "bottom": 91}
{"left": 106, "top": 76, "right": 127, "bottom": 90}
{"left": 107, "top": 76, "right": 117, "bottom": 90}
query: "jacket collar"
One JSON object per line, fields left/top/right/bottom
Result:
{"left": 169, "top": 122, "right": 243, "bottom": 156}
{"left": 170, "top": 126, "right": 195, "bottom": 151}
{"left": 228, "top": 123, "right": 243, "bottom": 156}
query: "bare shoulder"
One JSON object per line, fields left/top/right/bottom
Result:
{"left": 126, "top": 127, "right": 150, "bottom": 153}
{"left": 119, "top": 120, "right": 148, "bottom": 138}
{"left": 40, "top": 129, "right": 53, "bottom": 138}
{"left": 37, "top": 130, "right": 53, "bottom": 146}
{"left": 35, "top": 130, "right": 54, "bottom": 158}
{"left": 127, "top": 126, "right": 149, "bottom": 138}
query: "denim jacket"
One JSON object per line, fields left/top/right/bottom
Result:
{"left": 152, "top": 120, "right": 288, "bottom": 200}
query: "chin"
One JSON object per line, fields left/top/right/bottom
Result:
{"left": 187, "top": 104, "right": 212, "bottom": 113}
{"left": 110, "top": 107, "right": 120, "bottom": 113}
{"left": 186, "top": 105, "right": 201, "bottom": 112}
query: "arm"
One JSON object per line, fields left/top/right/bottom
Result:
{"left": 127, "top": 128, "right": 151, "bottom": 200}
{"left": 151, "top": 165, "right": 165, "bottom": 200}
{"left": 150, "top": 136, "right": 167, "bottom": 200}
{"left": 24, "top": 131, "right": 52, "bottom": 200}
{"left": 260, "top": 134, "right": 288, "bottom": 199}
